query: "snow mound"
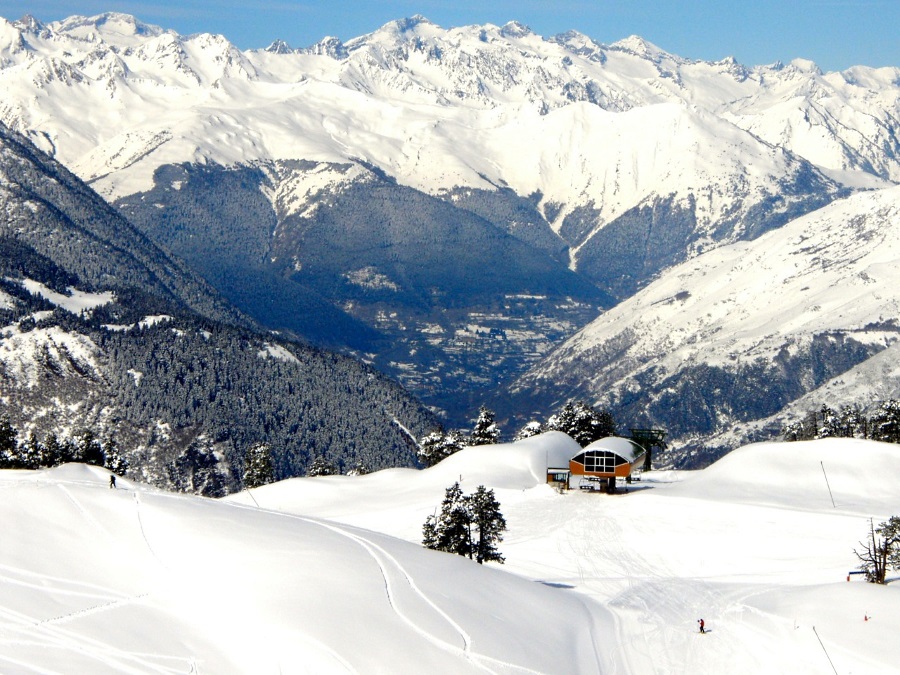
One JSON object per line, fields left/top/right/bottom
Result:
{"left": 431, "top": 431, "right": 581, "bottom": 489}
{"left": 670, "top": 438, "right": 900, "bottom": 515}
{"left": 240, "top": 434, "right": 900, "bottom": 675}
{"left": 1, "top": 461, "right": 614, "bottom": 673}
{"left": 231, "top": 432, "right": 581, "bottom": 535}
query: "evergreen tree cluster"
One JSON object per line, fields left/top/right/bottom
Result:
{"left": 95, "top": 319, "right": 435, "bottom": 486}
{"left": 306, "top": 455, "right": 338, "bottom": 477}
{"left": 416, "top": 400, "right": 618, "bottom": 468}
{"left": 0, "top": 416, "right": 128, "bottom": 475}
{"left": 416, "top": 429, "right": 467, "bottom": 467}
{"left": 422, "top": 482, "right": 507, "bottom": 564}
{"left": 782, "top": 400, "right": 900, "bottom": 443}
{"left": 417, "top": 405, "right": 501, "bottom": 466}
{"left": 515, "top": 400, "right": 617, "bottom": 447}
{"left": 1, "top": 310, "right": 437, "bottom": 495}
{"left": 166, "top": 435, "right": 228, "bottom": 497}
{"left": 416, "top": 406, "right": 498, "bottom": 467}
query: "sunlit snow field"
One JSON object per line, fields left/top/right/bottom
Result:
{"left": 3, "top": 432, "right": 899, "bottom": 673}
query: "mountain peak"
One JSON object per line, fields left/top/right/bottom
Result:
{"left": 12, "top": 14, "right": 47, "bottom": 34}
{"left": 609, "top": 34, "right": 670, "bottom": 61}
{"left": 265, "top": 39, "right": 293, "bottom": 54}
{"left": 389, "top": 15, "right": 435, "bottom": 34}
{"left": 302, "top": 35, "right": 348, "bottom": 59}
{"left": 550, "top": 30, "right": 607, "bottom": 63}
{"left": 51, "top": 12, "right": 167, "bottom": 47}
{"left": 789, "top": 57, "right": 823, "bottom": 75}
{"left": 499, "top": 21, "right": 533, "bottom": 39}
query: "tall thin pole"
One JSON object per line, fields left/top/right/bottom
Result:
{"left": 821, "top": 461, "right": 836, "bottom": 508}
{"left": 813, "top": 626, "right": 839, "bottom": 675}
{"left": 244, "top": 487, "right": 261, "bottom": 508}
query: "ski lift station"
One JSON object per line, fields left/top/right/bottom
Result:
{"left": 546, "top": 436, "right": 652, "bottom": 493}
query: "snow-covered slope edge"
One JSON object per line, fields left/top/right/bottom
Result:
{"left": 232, "top": 434, "right": 900, "bottom": 675}
{"left": 510, "top": 186, "right": 900, "bottom": 462}
{"left": 1, "top": 461, "right": 614, "bottom": 674}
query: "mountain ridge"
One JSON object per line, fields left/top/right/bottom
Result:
{"left": 3, "top": 12, "right": 899, "bottom": 439}
{"left": 510, "top": 185, "right": 900, "bottom": 462}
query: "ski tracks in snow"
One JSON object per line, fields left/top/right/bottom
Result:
{"left": 57, "top": 483, "right": 113, "bottom": 538}
{"left": 0, "top": 487, "right": 192, "bottom": 673}
{"left": 302, "top": 517, "right": 548, "bottom": 675}
{"left": 226, "top": 500, "right": 547, "bottom": 675}
{"left": 0, "top": 597, "right": 189, "bottom": 674}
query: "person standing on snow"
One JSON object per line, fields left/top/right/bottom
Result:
{"left": 698, "top": 618, "right": 705, "bottom": 633}
{"left": 109, "top": 474, "right": 116, "bottom": 489}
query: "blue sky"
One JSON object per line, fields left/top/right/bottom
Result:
{"left": 1, "top": 1, "right": 897, "bottom": 72}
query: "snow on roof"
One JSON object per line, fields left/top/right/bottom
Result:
{"left": 577, "top": 436, "right": 645, "bottom": 463}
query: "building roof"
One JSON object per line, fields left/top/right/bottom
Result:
{"left": 576, "top": 437, "right": 646, "bottom": 464}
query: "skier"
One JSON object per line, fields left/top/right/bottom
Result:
{"left": 109, "top": 474, "right": 116, "bottom": 489}
{"left": 698, "top": 618, "right": 705, "bottom": 634}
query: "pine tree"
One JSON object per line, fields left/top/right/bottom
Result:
{"left": 870, "top": 399, "right": 900, "bottom": 443}
{"left": 547, "top": 401, "right": 616, "bottom": 447}
{"left": 422, "top": 482, "right": 473, "bottom": 559}
{"left": 417, "top": 429, "right": 465, "bottom": 467}
{"left": 307, "top": 455, "right": 338, "bottom": 477}
{"left": 243, "top": 442, "right": 275, "bottom": 488}
{"left": 468, "top": 485, "right": 507, "bottom": 564}
{"left": 20, "top": 432, "right": 42, "bottom": 470}
{"left": 442, "top": 430, "right": 466, "bottom": 458}
{"left": 422, "top": 513, "right": 439, "bottom": 550}
{"left": 782, "top": 409, "right": 819, "bottom": 441}
{"left": 41, "top": 433, "right": 64, "bottom": 467}
{"left": 58, "top": 437, "right": 79, "bottom": 464}
{"left": 815, "top": 405, "right": 840, "bottom": 438}
{"left": 103, "top": 438, "right": 129, "bottom": 476}
{"left": 417, "top": 431, "right": 446, "bottom": 467}
{"left": 855, "top": 516, "right": 900, "bottom": 584}
{"left": 0, "top": 415, "right": 18, "bottom": 468}
{"left": 346, "top": 461, "right": 370, "bottom": 476}
{"left": 170, "top": 436, "right": 228, "bottom": 497}
{"left": 77, "top": 430, "right": 106, "bottom": 467}
{"left": 837, "top": 404, "right": 867, "bottom": 438}
{"left": 514, "top": 420, "right": 544, "bottom": 441}
{"left": 880, "top": 516, "right": 900, "bottom": 572}
{"left": 470, "top": 405, "right": 500, "bottom": 446}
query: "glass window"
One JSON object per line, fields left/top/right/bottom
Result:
{"left": 583, "top": 451, "right": 617, "bottom": 473}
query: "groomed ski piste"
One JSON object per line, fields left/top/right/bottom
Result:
{"left": 3, "top": 432, "right": 899, "bottom": 673}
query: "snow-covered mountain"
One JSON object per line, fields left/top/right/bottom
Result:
{"left": 0, "top": 11, "right": 891, "bottom": 279}
{"left": 2, "top": 13, "right": 898, "bottom": 192}
{"left": 511, "top": 186, "right": 900, "bottom": 460}
{"left": 5, "top": 433, "right": 897, "bottom": 673}
{"left": 2, "top": 11, "right": 899, "bottom": 433}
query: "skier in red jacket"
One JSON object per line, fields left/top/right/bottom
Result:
{"left": 698, "top": 619, "right": 705, "bottom": 633}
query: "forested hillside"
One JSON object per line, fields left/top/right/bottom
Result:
{"left": 0, "top": 123, "right": 437, "bottom": 491}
